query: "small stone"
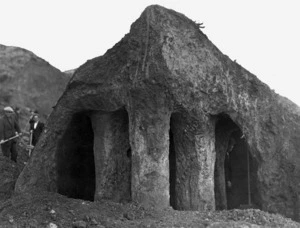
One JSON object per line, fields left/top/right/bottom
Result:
{"left": 72, "top": 220, "right": 87, "bottom": 228}
{"left": 138, "top": 221, "right": 156, "bottom": 228}
{"left": 90, "top": 218, "right": 98, "bottom": 225}
{"left": 124, "top": 211, "right": 135, "bottom": 220}
{"left": 47, "top": 223, "right": 58, "bottom": 228}
{"left": 8, "top": 214, "right": 14, "bottom": 223}
{"left": 69, "top": 209, "right": 75, "bottom": 215}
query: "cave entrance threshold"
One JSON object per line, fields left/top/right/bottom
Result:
{"left": 214, "top": 115, "right": 260, "bottom": 210}
{"left": 56, "top": 109, "right": 131, "bottom": 203}
{"left": 56, "top": 112, "right": 95, "bottom": 201}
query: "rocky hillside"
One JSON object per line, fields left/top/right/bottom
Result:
{"left": 0, "top": 44, "right": 70, "bottom": 126}
{"left": 64, "top": 68, "right": 76, "bottom": 78}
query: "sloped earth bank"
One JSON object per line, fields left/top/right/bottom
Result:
{"left": 0, "top": 191, "right": 299, "bottom": 228}
{"left": 0, "top": 146, "right": 299, "bottom": 227}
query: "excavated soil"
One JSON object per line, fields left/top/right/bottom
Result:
{"left": 0, "top": 188, "right": 299, "bottom": 228}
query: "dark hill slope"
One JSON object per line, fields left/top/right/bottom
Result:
{"left": 0, "top": 44, "right": 69, "bottom": 124}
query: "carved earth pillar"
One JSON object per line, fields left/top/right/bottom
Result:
{"left": 130, "top": 109, "right": 171, "bottom": 208}
{"left": 195, "top": 125, "right": 216, "bottom": 211}
{"left": 172, "top": 113, "right": 215, "bottom": 210}
{"left": 91, "top": 110, "right": 130, "bottom": 202}
{"left": 214, "top": 132, "right": 231, "bottom": 210}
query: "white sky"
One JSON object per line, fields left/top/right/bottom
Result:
{"left": 1, "top": 0, "right": 299, "bottom": 106}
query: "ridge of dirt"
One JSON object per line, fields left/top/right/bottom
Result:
{"left": 0, "top": 191, "right": 299, "bottom": 228}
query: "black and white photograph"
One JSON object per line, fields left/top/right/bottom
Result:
{"left": 0, "top": 0, "right": 299, "bottom": 227}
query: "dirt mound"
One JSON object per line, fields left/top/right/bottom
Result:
{"left": 0, "top": 157, "right": 21, "bottom": 201}
{"left": 0, "top": 191, "right": 299, "bottom": 227}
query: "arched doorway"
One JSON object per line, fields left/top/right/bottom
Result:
{"left": 225, "top": 129, "right": 250, "bottom": 209}
{"left": 56, "top": 111, "right": 95, "bottom": 201}
{"left": 214, "top": 114, "right": 260, "bottom": 210}
{"left": 56, "top": 108, "right": 131, "bottom": 202}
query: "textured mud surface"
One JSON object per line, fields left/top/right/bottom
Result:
{"left": 0, "top": 191, "right": 299, "bottom": 228}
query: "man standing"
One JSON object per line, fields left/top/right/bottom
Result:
{"left": 29, "top": 110, "right": 44, "bottom": 146}
{"left": 0, "top": 106, "right": 21, "bottom": 162}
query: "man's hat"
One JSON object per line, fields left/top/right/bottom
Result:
{"left": 3, "top": 106, "right": 14, "bottom": 112}
{"left": 31, "top": 109, "right": 39, "bottom": 114}
{"left": 32, "top": 110, "right": 39, "bottom": 116}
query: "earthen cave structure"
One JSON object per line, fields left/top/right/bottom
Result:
{"left": 16, "top": 5, "right": 300, "bottom": 220}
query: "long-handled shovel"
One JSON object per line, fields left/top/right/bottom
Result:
{"left": 0, "top": 133, "right": 22, "bottom": 144}
{"left": 28, "top": 130, "right": 33, "bottom": 156}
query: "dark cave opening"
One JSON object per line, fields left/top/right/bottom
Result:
{"left": 214, "top": 114, "right": 260, "bottom": 210}
{"left": 56, "top": 111, "right": 95, "bottom": 201}
{"left": 225, "top": 130, "right": 250, "bottom": 209}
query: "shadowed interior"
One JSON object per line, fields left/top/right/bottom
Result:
{"left": 56, "top": 108, "right": 131, "bottom": 202}
{"left": 56, "top": 111, "right": 95, "bottom": 201}
{"left": 214, "top": 114, "right": 261, "bottom": 210}
{"left": 226, "top": 130, "right": 250, "bottom": 209}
